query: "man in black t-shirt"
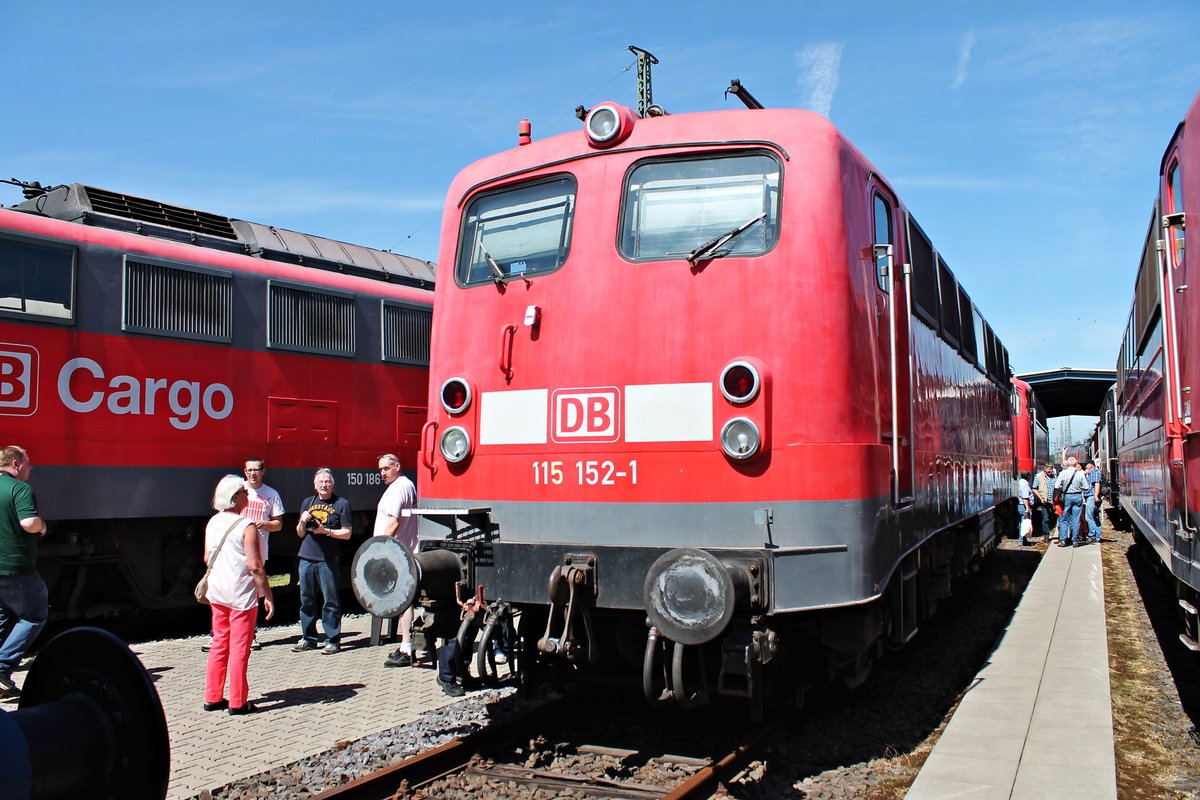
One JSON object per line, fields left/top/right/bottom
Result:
{"left": 292, "top": 469, "right": 352, "bottom": 654}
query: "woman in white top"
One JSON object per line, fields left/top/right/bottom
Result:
{"left": 203, "top": 474, "right": 274, "bottom": 715}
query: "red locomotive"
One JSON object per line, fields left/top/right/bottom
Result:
{"left": 1011, "top": 377, "right": 1050, "bottom": 475}
{"left": 1115, "top": 87, "right": 1200, "bottom": 649}
{"left": 0, "top": 182, "right": 434, "bottom": 618}
{"left": 354, "top": 81, "right": 1018, "bottom": 714}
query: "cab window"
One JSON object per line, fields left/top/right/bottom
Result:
{"left": 456, "top": 176, "right": 575, "bottom": 286}
{"left": 0, "top": 235, "right": 75, "bottom": 321}
{"left": 620, "top": 153, "right": 781, "bottom": 261}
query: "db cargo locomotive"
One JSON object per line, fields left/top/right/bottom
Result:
{"left": 1115, "top": 87, "right": 1200, "bottom": 650}
{"left": 1012, "top": 377, "right": 1050, "bottom": 475}
{"left": 1, "top": 181, "right": 434, "bottom": 618}
{"left": 353, "top": 82, "right": 1017, "bottom": 715}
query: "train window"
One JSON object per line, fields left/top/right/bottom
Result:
{"left": 971, "top": 305, "right": 986, "bottom": 370}
{"left": 619, "top": 153, "right": 781, "bottom": 262}
{"left": 957, "top": 288, "right": 976, "bottom": 363}
{"left": 381, "top": 300, "right": 432, "bottom": 366}
{"left": 905, "top": 215, "right": 939, "bottom": 328}
{"left": 0, "top": 235, "right": 74, "bottom": 321}
{"left": 1167, "top": 160, "right": 1184, "bottom": 269}
{"left": 872, "top": 193, "right": 892, "bottom": 293}
{"left": 1133, "top": 206, "right": 1161, "bottom": 341}
{"left": 123, "top": 257, "right": 232, "bottom": 343}
{"left": 456, "top": 176, "right": 576, "bottom": 286}
{"left": 937, "top": 255, "right": 960, "bottom": 347}
{"left": 982, "top": 322, "right": 997, "bottom": 380}
{"left": 267, "top": 281, "right": 355, "bottom": 357}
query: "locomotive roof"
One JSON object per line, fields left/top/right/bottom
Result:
{"left": 10, "top": 182, "right": 436, "bottom": 288}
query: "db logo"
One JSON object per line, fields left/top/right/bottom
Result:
{"left": 0, "top": 343, "right": 38, "bottom": 416}
{"left": 552, "top": 387, "right": 620, "bottom": 443}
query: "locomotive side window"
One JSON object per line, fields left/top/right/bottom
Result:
{"left": 456, "top": 176, "right": 576, "bottom": 286}
{"left": 0, "top": 236, "right": 74, "bottom": 322}
{"left": 1166, "top": 160, "right": 1184, "bottom": 269}
{"left": 872, "top": 193, "right": 892, "bottom": 293}
{"left": 123, "top": 257, "right": 233, "bottom": 343}
{"left": 619, "top": 153, "right": 780, "bottom": 262}
{"left": 267, "top": 281, "right": 355, "bottom": 357}
{"left": 937, "top": 256, "right": 960, "bottom": 347}
{"left": 971, "top": 304, "right": 986, "bottom": 370}
{"left": 957, "top": 288, "right": 977, "bottom": 364}
{"left": 906, "top": 215, "right": 938, "bottom": 328}
{"left": 381, "top": 300, "right": 432, "bottom": 366}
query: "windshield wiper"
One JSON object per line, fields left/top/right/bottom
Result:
{"left": 686, "top": 211, "right": 767, "bottom": 265}
{"left": 478, "top": 241, "right": 505, "bottom": 283}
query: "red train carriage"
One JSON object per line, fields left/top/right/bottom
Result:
{"left": 354, "top": 90, "right": 1016, "bottom": 714}
{"left": 1116, "top": 87, "right": 1200, "bottom": 649}
{"left": 1011, "top": 377, "right": 1050, "bottom": 475}
{"left": 1, "top": 182, "right": 434, "bottom": 617}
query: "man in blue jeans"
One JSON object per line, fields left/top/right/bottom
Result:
{"left": 0, "top": 445, "right": 49, "bottom": 700}
{"left": 292, "top": 469, "right": 352, "bottom": 654}
{"left": 1084, "top": 460, "right": 1103, "bottom": 544}
{"left": 1055, "top": 457, "right": 1089, "bottom": 547}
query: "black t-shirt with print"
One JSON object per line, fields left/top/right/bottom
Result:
{"left": 298, "top": 494, "right": 351, "bottom": 563}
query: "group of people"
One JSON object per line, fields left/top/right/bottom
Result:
{"left": 200, "top": 452, "right": 449, "bottom": 716}
{"left": 1017, "top": 455, "right": 1105, "bottom": 548}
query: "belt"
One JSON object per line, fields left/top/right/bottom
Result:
{"left": 1066, "top": 491, "right": 1082, "bottom": 495}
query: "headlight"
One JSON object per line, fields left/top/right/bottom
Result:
{"left": 439, "top": 426, "right": 471, "bottom": 463}
{"left": 720, "top": 361, "right": 760, "bottom": 404}
{"left": 585, "top": 104, "right": 621, "bottom": 144}
{"left": 440, "top": 377, "right": 471, "bottom": 415}
{"left": 720, "top": 417, "right": 760, "bottom": 460}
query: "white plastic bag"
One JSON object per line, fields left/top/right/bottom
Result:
{"left": 1020, "top": 517, "right": 1033, "bottom": 539}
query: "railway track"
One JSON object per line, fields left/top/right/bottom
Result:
{"left": 314, "top": 696, "right": 781, "bottom": 800}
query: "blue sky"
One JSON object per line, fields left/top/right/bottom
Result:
{"left": 5, "top": 1, "right": 1199, "bottom": 434}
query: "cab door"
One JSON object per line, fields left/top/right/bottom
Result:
{"left": 1162, "top": 149, "right": 1198, "bottom": 582}
{"left": 869, "top": 182, "right": 914, "bottom": 505}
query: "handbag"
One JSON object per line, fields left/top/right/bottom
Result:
{"left": 194, "top": 518, "right": 246, "bottom": 604}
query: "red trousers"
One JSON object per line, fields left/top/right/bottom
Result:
{"left": 205, "top": 603, "right": 257, "bottom": 707}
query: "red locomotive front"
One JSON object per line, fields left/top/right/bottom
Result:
{"left": 363, "top": 97, "right": 1017, "bottom": 712}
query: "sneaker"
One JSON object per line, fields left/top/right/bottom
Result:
{"left": 384, "top": 649, "right": 413, "bottom": 668}
{"left": 436, "top": 675, "right": 465, "bottom": 697}
{"left": 251, "top": 637, "right": 262, "bottom": 651}
{"left": 201, "top": 637, "right": 214, "bottom": 653}
{"left": 228, "top": 702, "right": 258, "bottom": 716}
{"left": 321, "top": 643, "right": 340, "bottom": 655}
{"left": 494, "top": 651, "right": 509, "bottom": 665}
{"left": 0, "top": 674, "right": 19, "bottom": 700}
{"left": 292, "top": 640, "right": 319, "bottom": 652}
{"left": 203, "top": 699, "right": 228, "bottom": 712}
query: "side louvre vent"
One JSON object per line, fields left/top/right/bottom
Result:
{"left": 268, "top": 281, "right": 355, "bottom": 357}
{"left": 123, "top": 257, "right": 233, "bottom": 342}
{"left": 382, "top": 301, "right": 432, "bottom": 365}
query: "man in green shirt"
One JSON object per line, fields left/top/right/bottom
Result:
{"left": 0, "top": 445, "right": 49, "bottom": 700}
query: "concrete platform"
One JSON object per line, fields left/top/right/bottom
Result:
{"left": 129, "top": 614, "right": 457, "bottom": 799}
{"left": 906, "top": 541, "right": 1116, "bottom": 799}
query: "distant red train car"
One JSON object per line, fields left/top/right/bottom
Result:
{"left": 355, "top": 91, "right": 1017, "bottom": 714}
{"left": 1011, "top": 377, "right": 1050, "bottom": 475}
{"left": 1116, "top": 87, "right": 1200, "bottom": 648}
{"left": 1, "top": 183, "right": 434, "bottom": 617}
